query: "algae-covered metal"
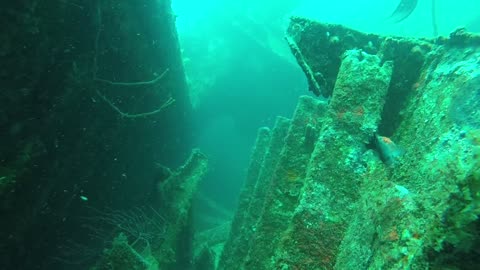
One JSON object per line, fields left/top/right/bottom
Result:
{"left": 219, "top": 19, "right": 480, "bottom": 270}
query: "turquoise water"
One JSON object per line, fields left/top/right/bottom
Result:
{"left": 174, "top": 0, "right": 480, "bottom": 37}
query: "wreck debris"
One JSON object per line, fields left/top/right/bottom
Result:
{"left": 218, "top": 18, "right": 480, "bottom": 270}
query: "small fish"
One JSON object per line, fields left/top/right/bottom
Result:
{"left": 387, "top": 0, "right": 418, "bottom": 23}
{"left": 395, "top": 184, "right": 410, "bottom": 198}
{"left": 376, "top": 135, "right": 405, "bottom": 166}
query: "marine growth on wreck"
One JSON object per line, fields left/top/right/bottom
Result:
{"left": 217, "top": 19, "right": 480, "bottom": 270}
{"left": 1, "top": 1, "right": 479, "bottom": 270}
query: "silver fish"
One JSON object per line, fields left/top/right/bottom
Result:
{"left": 388, "top": 0, "right": 418, "bottom": 23}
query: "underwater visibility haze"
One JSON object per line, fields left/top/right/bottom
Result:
{"left": 1, "top": 0, "right": 480, "bottom": 269}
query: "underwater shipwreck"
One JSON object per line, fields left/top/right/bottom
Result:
{"left": 212, "top": 19, "right": 480, "bottom": 270}
{"left": 1, "top": 1, "right": 480, "bottom": 270}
